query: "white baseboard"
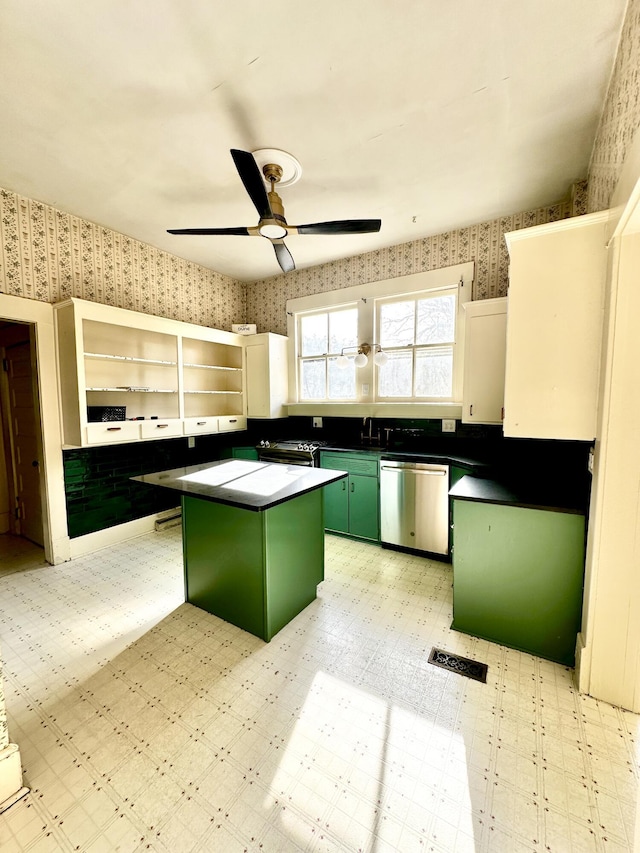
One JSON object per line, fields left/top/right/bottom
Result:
{"left": 574, "top": 632, "right": 591, "bottom": 694}
{"left": 0, "top": 744, "right": 28, "bottom": 812}
{"left": 69, "top": 509, "right": 180, "bottom": 559}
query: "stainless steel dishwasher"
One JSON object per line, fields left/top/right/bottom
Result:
{"left": 380, "top": 460, "right": 450, "bottom": 556}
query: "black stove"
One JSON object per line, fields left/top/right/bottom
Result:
{"left": 256, "top": 439, "right": 327, "bottom": 467}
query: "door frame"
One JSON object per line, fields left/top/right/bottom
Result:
{"left": 0, "top": 294, "right": 70, "bottom": 563}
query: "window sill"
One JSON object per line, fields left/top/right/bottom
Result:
{"left": 287, "top": 402, "right": 463, "bottom": 419}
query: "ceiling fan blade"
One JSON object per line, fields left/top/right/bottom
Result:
{"left": 230, "top": 149, "right": 272, "bottom": 220}
{"left": 294, "top": 219, "right": 381, "bottom": 235}
{"left": 273, "top": 241, "right": 295, "bottom": 273}
{"left": 167, "top": 227, "right": 250, "bottom": 236}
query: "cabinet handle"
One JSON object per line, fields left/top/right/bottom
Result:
{"left": 342, "top": 481, "right": 346, "bottom": 491}
{"left": 156, "top": 423, "right": 169, "bottom": 429}
{"left": 229, "top": 419, "right": 237, "bottom": 423}
{"left": 197, "top": 421, "right": 207, "bottom": 426}
{"left": 106, "top": 426, "right": 122, "bottom": 432}
{"left": 501, "top": 407, "right": 504, "bottom": 420}
{"left": 469, "top": 404, "right": 473, "bottom": 416}
{"left": 350, "top": 482, "right": 355, "bottom": 493}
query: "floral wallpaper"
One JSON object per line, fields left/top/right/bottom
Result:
{"left": 0, "top": 189, "right": 246, "bottom": 330}
{"left": 245, "top": 198, "right": 577, "bottom": 336}
{"left": 588, "top": 0, "right": 640, "bottom": 211}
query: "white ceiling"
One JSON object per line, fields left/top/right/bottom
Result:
{"left": 0, "top": 1, "right": 627, "bottom": 282}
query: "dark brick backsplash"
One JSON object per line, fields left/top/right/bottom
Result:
{"left": 63, "top": 432, "right": 246, "bottom": 538}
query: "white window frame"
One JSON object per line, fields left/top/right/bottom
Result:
{"left": 286, "top": 262, "right": 473, "bottom": 417}
{"left": 374, "top": 288, "right": 458, "bottom": 402}
{"left": 296, "top": 304, "right": 359, "bottom": 402}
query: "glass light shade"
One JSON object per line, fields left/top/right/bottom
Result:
{"left": 354, "top": 352, "right": 369, "bottom": 368}
{"left": 336, "top": 354, "right": 350, "bottom": 369}
{"left": 373, "top": 350, "right": 388, "bottom": 367}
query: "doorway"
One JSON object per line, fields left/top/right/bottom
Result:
{"left": 0, "top": 320, "right": 45, "bottom": 548}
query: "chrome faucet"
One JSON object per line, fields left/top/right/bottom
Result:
{"left": 361, "top": 416, "right": 379, "bottom": 445}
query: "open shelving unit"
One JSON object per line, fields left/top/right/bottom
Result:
{"left": 54, "top": 299, "right": 247, "bottom": 447}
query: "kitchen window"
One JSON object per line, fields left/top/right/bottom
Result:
{"left": 298, "top": 306, "right": 358, "bottom": 400}
{"left": 376, "top": 290, "right": 457, "bottom": 400}
{"left": 287, "top": 262, "right": 473, "bottom": 412}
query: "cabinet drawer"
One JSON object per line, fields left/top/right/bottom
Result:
{"left": 218, "top": 415, "right": 247, "bottom": 432}
{"left": 86, "top": 421, "right": 140, "bottom": 444}
{"left": 183, "top": 417, "right": 219, "bottom": 435}
{"left": 320, "top": 453, "right": 378, "bottom": 477}
{"left": 139, "top": 419, "right": 183, "bottom": 440}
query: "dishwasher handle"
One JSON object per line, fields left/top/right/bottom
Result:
{"left": 380, "top": 465, "right": 447, "bottom": 476}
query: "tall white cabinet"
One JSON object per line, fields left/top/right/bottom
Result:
{"left": 461, "top": 297, "right": 507, "bottom": 425}
{"left": 245, "top": 333, "right": 289, "bottom": 419}
{"left": 503, "top": 211, "right": 611, "bottom": 441}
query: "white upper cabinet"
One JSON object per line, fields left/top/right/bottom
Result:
{"left": 461, "top": 297, "right": 507, "bottom": 425}
{"left": 503, "top": 211, "right": 611, "bottom": 441}
{"left": 54, "top": 299, "right": 247, "bottom": 447}
{"left": 244, "top": 333, "right": 289, "bottom": 419}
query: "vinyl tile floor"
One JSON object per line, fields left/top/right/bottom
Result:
{"left": 0, "top": 529, "right": 638, "bottom": 853}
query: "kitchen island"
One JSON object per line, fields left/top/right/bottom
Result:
{"left": 134, "top": 460, "right": 347, "bottom": 641}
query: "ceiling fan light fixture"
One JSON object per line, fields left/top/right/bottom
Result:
{"left": 259, "top": 222, "right": 288, "bottom": 239}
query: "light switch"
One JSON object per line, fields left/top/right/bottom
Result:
{"left": 313, "top": 417, "right": 323, "bottom": 428}
{"left": 187, "top": 436, "right": 195, "bottom": 448}
{"left": 441, "top": 419, "right": 456, "bottom": 433}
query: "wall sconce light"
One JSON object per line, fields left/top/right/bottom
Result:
{"left": 336, "top": 343, "right": 388, "bottom": 369}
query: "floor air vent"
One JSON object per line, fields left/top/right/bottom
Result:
{"left": 428, "top": 647, "right": 488, "bottom": 683}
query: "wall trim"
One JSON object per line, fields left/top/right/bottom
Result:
{"left": 0, "top": 294, "right": 70, "bottom": 564}
{"left": 504, "top": 210, "right": 615, "bottom": 248}
{"left": 68, "top": 511, "right": 179, "bottom": 559}
{"left": 0, "top": 744, "right": 28, "bottom": 812}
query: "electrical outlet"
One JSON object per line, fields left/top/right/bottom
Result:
{"left": 313, "top": 417, "right": 323, "bottom": 428}
{"left": 441, "top": 419, "right": 456, "bottom": 433}
{"left": 187, "top": 436, "right": 195, "bottom": 448}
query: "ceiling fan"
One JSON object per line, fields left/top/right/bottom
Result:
{"left": 167, "top": 149, "right": 381, "bottom": 273}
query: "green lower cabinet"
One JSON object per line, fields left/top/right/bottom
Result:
{"left": 323, "top": 476, "right": 349, "bottom": 533}
{"left": 451, "top": 499, "right": 585, "bottom": 666}
{"left": 348, "top": 473, "right": 379, "bottom": 540}
{"left": 320, "top": 452, "right": 380, "bottom": 542}
{"left": 182, "top": 489, "right": 324, "bottom": 642}
{"left": 222, "top": 447, "right": 258, "bottom": 459}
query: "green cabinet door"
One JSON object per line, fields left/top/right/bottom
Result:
{"left": 323, "top": 476, "right": 349, "bottom": 533}
{"left": 320, "top": 451, "right": 380, "bottom": 542}
{"left": 348, "top": 473, "right": 379, "bottom": 541}
{"left": 452, "top": 499, "right": 585, "bottom": 666}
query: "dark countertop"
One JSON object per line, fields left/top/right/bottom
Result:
{"left": 321, "top": 444, "right": 489, "bottom": 473}
{"left": 449, "top": 474, "right": 587, "bottom": 514}
{"left": 133, "top": 459, "right": 347, "bottom": 512}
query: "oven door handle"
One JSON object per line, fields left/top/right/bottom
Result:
{"left": 258, "top": 453, "right": 314, "bottom": 467}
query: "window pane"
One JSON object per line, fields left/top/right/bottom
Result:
{"left": 416, "top": 294, "right": 456, "bottom": 345}
{"left": 300, "top": 313, "right": 327, "bottom": 357}
{"left": 415, "top": 345, "right": 453, "bottom": 397}
{"left": 300, "top": 358, "right": 326, "bottom": 399}
{"left": 328, "top": 357, "right": 356, "bottom": 399}
{"left": 379, "top": 301, "right": 415, "bottom": 348}
{"left": 377, "top": 350, "right": 413, "bottom": 397}
{"left": 329, "top": 308, "right": 358, "bottom": 355}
